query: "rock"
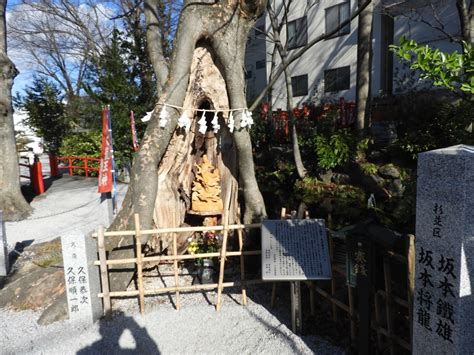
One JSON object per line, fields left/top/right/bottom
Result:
{"left": 368, "top": 150, "right": 384, "bottom": 163}
{"left": 318, "top": 170, "right": 333, "bottom": 184}
{"left": 378, "top": 164, "right": 400, "bottom": 179}
{"left": 361, "top": 174, "right": 391, "bottom": 199}
{"left": 388, "top": 178, "right": 404, "bottom": 197}
{"left": 38, "top": 293, "right": 68, "bottom": 325}
{"left": 0, "top": 239, "right": 67, "bottom": 325}
{"left": 0, "top": 265, "right": 64, "bottom": 310}
{"left": 331, "top": 173, "right": 351, "bottom": 185}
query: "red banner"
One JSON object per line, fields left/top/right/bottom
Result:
{"left": 98, "top": 108, "right": 113, "bottom": 193}
{"left": 130, "top": 110, "right": 139, "bottom": 152}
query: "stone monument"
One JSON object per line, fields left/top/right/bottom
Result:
{"left": 413, "top": 145, "right": 474, "bottom": 354}
{"left": 191, "top": 154, "right": 223, "bottom": 212}
{"left": 61, "top": 231, "right": 102, "bottom": 324}
{"left": 0, "top": 211, "right": 8, "bottom": 276}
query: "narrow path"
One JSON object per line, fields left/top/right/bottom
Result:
{"left": 6, "top": 174, "right": 127, "bottom": 248}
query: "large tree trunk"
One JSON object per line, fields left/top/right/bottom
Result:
{"left": 0, "top": 0, "right": 31, "bottom": 221}
{"left": 355, "top": 0, "right": 373, "bottom": 135}
{"left": 107, "top": 0, "right": 267, "bottom": 291}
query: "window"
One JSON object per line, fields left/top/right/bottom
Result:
{"left": 245, "top": 69, "right": 253, "bottom": 79}
{"left": 324, "top": 66, "right": 350, "bottom": 92}
{"left": 287, "top": 16, "right": 307, "bottom": 49}
{"left": 256, "top": 60, "right": 266, "bottom": 69}
{"left": 325, "top": 2, "right": 350, "bottom": 38}
{"left": 291, "top": 74, "right": 308, "bottom": 96}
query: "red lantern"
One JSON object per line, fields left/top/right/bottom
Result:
{"left": 292, "top": 107, "right": 301, "bottom": 118}
{"left": 303, "top": 104, "right": 310, "bottom": 117}
{"left": 262, "top": 102, "right": 269, "bottom": 114}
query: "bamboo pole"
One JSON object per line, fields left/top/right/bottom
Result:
{"left": 97, "top": 279, "right": 265, "bottom": 298}
{"left": 172, "top": 233, "right": 180, "bottom": 310}
{"left": 314, "top": 286, "right": 350, "bottom": 313}
{"left": 92, "top": 223, "right": 262, "bottom": 238}
{"left": 216, "top": 186, "right": 232, "bottom": 311}
{"left": 97, "top": 225, "right": 112, "bottom": 318}
{"left": 93, "top": 250, "right": 261, "bottom": 266}
{"left": 236, "top": 207, "right": 247, "bottom": 306}
{"left": 134, "top": 214, "right": 145, "bottom": 316}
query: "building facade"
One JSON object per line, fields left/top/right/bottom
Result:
{"left": 244, "top": 0, "right": 463, "bottom": 111}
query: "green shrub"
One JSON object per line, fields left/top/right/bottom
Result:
{"left": 314, "top": 131, "right": 354, "bottom": 169}
{"left": 60, "top": 131, "right": 101, "bottom": 157}
{"left": 59, "top": 131, "right": 101, "bottom": 176}
{"left": 295, "top": 177, "right": 365, "bottom": 206}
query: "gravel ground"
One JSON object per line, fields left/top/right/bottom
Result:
{"left": 2, "top": 173, "right": 345, "bottom": 354}
{"left": 0, "top": 288, "right": 344, "bottom": 355}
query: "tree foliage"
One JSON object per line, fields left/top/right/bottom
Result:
{"left": 390, "top": 36, "right": 474, "bottom": 96}
{"left": 15, "top": 77, "right": 67, "bottom": 154}
{"left": 83, "top": 29, "right": 154, "bottom": 166}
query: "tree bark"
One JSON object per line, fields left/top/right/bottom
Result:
{"left": 107, "top": 0, "right": 267, "bottom": 291}
{"left": 456, "top": 0, "right": 473, "bottom": 44}
{"left": 144, "top": 0, "right": 169, "bottom": 93}
{"left": 0, "top": 0, "right": 31, "bottom": 221}
{"left": 267, "top": 1, "right": 306, "bottom": 179}
{"left": 355, "top": 0, "right": 373, "bottom": 135}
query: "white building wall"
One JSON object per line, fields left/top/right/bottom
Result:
{"left": 245, "top": 0, "right": 462, "bottom": 111}
{"left": 265, "top": 0, "right": 359, "bottom": 110}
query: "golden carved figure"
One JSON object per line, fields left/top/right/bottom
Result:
{"left": 191, "top": 154, "right": 223, "bottom": 212}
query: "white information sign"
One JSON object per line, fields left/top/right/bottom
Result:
{"left": 261, "top": 219, "right": 332, "bottom": 281}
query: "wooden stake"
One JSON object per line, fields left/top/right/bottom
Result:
{"left": 348, "top": 286, "right": 356, "bottom": 343}
{"left": 97, "top": 225, "right": 111, "bottom": 318}
{"left": 328, "top": 233, "right": 337, "bottom": 322}
{"left": 237, "top": 207, "right": 247, "bottom": 306}
{"left": 309, "top": 283, "right": 315, "bottom": 316}
{"left": 406, "top": 234, "right": 415, "bottom": 346}
{"left": 384, "top": 256, "right": 395, "bottom": 354}
{"left": 374, "top": 291, "right": 384, "bottom": 350}
{"left": 134, "top": 214, "right": 145, "bottom": 316}
{"left": 173, "top": 233, "right": 180, "bottom": 310}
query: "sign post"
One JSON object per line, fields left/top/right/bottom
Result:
{"left": 262, "top": 219, "right": 332, "bottom": 333}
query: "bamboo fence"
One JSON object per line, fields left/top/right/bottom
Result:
{"left": 91, "top": 206, "right": 415, "bottom": 353}
{"left": 92, "top": 214, "right": 262, "bottom": 316}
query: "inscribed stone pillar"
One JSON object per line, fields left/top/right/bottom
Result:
{"left": 61, "top": 231, "right": 102, "bottom": 324}
{"left": 413, "top": 145, "right": 474, "bottom": 354}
